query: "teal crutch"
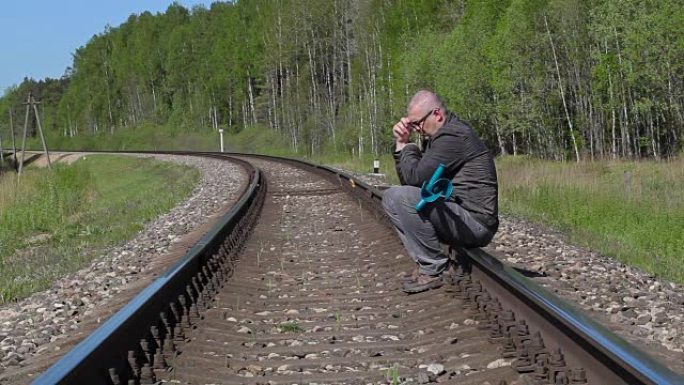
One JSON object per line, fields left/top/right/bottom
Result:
{"left": 415, "top": 163, "right": 453, "bottom": 211}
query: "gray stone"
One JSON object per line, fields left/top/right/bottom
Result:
{"left": 417, "top": 371, "right": 431, "bottom": 384}
{"left": 426, "top": 363, "right": 445, "bottom": 375}
{"left": 654, "top": 312, "right": 668, "bottom": 324}
{"left": 636, "top": 314, "right": 652, "bottom": 325}
{"left": 621, "top": 309, "right": 638, "bottom": 319}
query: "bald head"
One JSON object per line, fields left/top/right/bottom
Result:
{"left": 408, "top": 90, "right": 445, "bottom": 115}
{"left": 404, "top": 90, "right": 448, "bottom": 137}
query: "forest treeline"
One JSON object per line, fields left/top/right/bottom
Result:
{"left": 1, "top": 0, "right": 683, "bottom": 160}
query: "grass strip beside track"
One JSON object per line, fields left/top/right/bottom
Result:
{"left": 496, "top": 156, "right": 684, "bottom": 283}
{"left": 0, "top": 155, "right": 199, "bottom": 303}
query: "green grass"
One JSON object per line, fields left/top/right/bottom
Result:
{"left": 386, "top": 365, "right": 400, "bottom": 385}
{"left": 496, "top": 156, "right": 684, "bottom": 282}
{"left": 0, "top": 155, "right": 199, "bottom": 302}
{"left": 278, "top": 321, "right": 303, "bottom": 333}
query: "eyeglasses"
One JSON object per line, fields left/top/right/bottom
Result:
{"left": 408, "top": 109, "right": 433, "bottom": 131}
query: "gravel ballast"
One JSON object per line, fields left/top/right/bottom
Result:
{"left": 349, "top": 169, "right": 684, "bottom": 374}
{"left": 488, "top": 215, "right": 684, "bottom": 372}
{"left": 0, "top": 154, "right": 246, "bottom": 380}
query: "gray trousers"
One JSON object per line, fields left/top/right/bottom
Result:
{"left": 382, "top": 186, "right": 494, "bottom": 276}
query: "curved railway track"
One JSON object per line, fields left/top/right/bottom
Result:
{"left": 18, "top": 152, "right": 684, "bottom": 385}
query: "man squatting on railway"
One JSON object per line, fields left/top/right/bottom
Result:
{"left": 382, "top": 90, "right": 499, "bottom": 294}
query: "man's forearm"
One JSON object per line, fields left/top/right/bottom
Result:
{"left": 393, "top": 143, "right": 425, "bottom": 186}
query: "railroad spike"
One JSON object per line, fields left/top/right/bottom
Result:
{"left": 198, "top": 291, "right": 207, "bottom": 310}
{"left": 455, "top": 275, "right": 472, "bottom": 297}
{"left": 193, "top": 274, "right": 203, "bottom": 288}
{"left": 474, "top": 291, "right": 492, "bottom": 321}
{"left": 178, "top": 296, "right": 192, "bottom": 327}
{"left": 550, "top": 348, "right": 566, "bottom": 367}
{"left": 468, "top": 281, "right": 483, "bottom": 300}
{"left": 502, "top": 337, "right": 517, "bottom": 358}
{"left": 488, "top": 322, "right": 504, "bottom": 342}
{"left": 499, "top": 309, "right": 517, "bottom": 337}
{"left": 198, "top": 269, "right": 207, "bottom": 289}
{"left": 215, "top": 253, "right": 225, "bottom": 268}
{"left": 178, "top": 294, "right": 188, "bottom": 311}
{"left": 140, "top": 338, "right": 153, "bottom": 364}
{"left": 212, "top": 273, "right": 221, "bottom": 291}
{"left": 206, "top": 279, "right": 216, "bottom": 297}
{"left": 192, "top": 277, "right": 204, "bottom": 307}
{"left": 531, "top": 331, "right": 545, "bottom": 347}
{"left": 555, "top": 371, "right": 570, "bottom": 384}
{"left": 187, "top": 295, "right": 200, "bottom": 324}
{"left": 186, "top": 285, "right": 197, "bottom": 305}
{"left": 208, "top": 258, "right": 218, "bottom": 273}
{"left": 108, "top": 368, "right": 122, "bottom": 385}
{"left": 150, "top": 326, "right": 163, "bottom": 354}
{"left": 150, "top": 325, "right": 160, "bottom": 340}
{"left": 139, "top": 363, "right": 156, "bottom": 384}
{"left": 153, "top": 349, "right": 168, "bottom": 370}
{"left": 127, "top": 350, "right": 141, "bottom": 379}
{"left": 487, "top": 298, "right": 504, "bottom": 315}
{"left": 215, "top": 253, "right": 227, "bottom": 270}
{"left": 476, "top": 312, "right": 495, "bottom": 331}
{"left": 170, "top": 303, "right": 182, "bottom": 325}
{"left": 181, "top": 312, "right": 191, "bottom": 328}
{"left": 164, "top": 332, "right": 177, "bottom": 356}
{"left": 160, "top": 311, "right": 173, "bottom": 338}
{"left": 499, "top": 309, "right": 515, "bottom": 323}
{"left": 514, "top": 320, "right": 531, "bottom": 348}
{"left": 533, "top": 356, "right": 550, "bottom": 381}
{"left": 513, "top": 346, "right": 535, "bottom": 373}
{"left": 570, "top": 368, "right": 588, "bottom": 384}
{"left": 529, "top": 331, "right": 548, "bottom": 362}
{"left": 173, "top": 323, "right": 185, "bottom": 342}
{"left": 202, "top": 266, "right": 212, "bottom": 283}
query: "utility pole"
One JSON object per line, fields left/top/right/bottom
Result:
{"left": 32, "top": 95, "right": 51, "bottom": 169}
{"left": 18, "top": 94, "right": 31, "bottom": 175}
{"left": 18, "top": 92, "right": 51, "bottom": 176}
{"left": 9, "top": 107, "right": 18, "bottom": 171}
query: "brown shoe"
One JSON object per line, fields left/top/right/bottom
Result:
{"left": 402, "top": 273, "right": 444, "bottom": 294}
{"left": 400, "top": 265, "right": 420, "bottom": 283}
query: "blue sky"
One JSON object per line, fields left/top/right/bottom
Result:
{"left": 0, "top": 0, "right": 217, "bottom": 95}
